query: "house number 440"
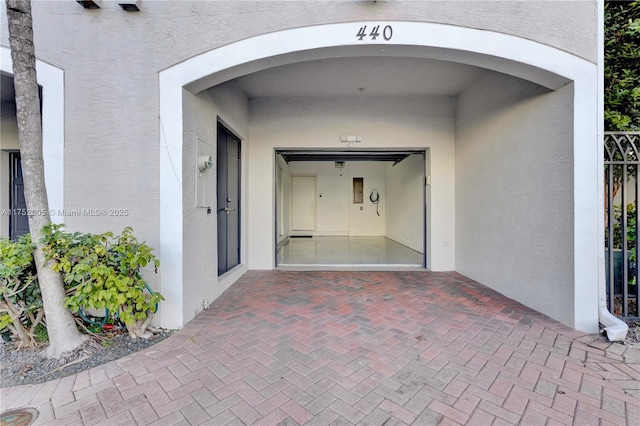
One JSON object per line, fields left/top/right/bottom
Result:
{"left": 356, "top": 25, "right": 393, "bottom": 41}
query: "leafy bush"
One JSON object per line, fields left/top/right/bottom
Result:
{"left": 43, "top": 225, "right": 164, "bottom": 339}
{"left": 0, "top": 226, "right": 163, "bottom": 344}
{"left": 0, "top": 234, "right": 45, "bottom": 347}
{"left": 605, "top": 1, "right": 640, "bottom": 130}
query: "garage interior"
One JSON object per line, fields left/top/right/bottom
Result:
{"left": 275, "top": 150, "right": 426, "bottom": 268}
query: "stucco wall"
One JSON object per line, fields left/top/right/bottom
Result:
{"left": 385, "top": 153, "right": 425, "bottom": 253}
{"left": 0, "top": 0, "right": 598, "bottom": 248}
{"left": 248, "top": 96, "right": 454, "bottom": 270}
{"left": 455, "top": 71, "right": 575, "bottom": 327}
{"left": 181, "top": 81, "right": 249, "bottom": 325}
{"left": 0, "top": 1, "right": 597, "bottom": 67}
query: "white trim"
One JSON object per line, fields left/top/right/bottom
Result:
{"left": 595, "top": 1, "right": 627, "bottom": 339}
{"left": 159, "top": 21, "right": 599, "bottom": 331}
{"left": 158, "top": 72, "right": 184, "bottom": 329}
{"left": 1, "top": 45, "right": 64, "bottom": 223}
{"left": 573, "top": 68, "right": 601, "bottom": 334}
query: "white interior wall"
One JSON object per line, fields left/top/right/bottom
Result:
{"left": 455, "top": 71, "right": 575, "bottom": 327}
{"left": 182, "top": 81, "right": 249, "bottom": 323}
{"left": 282, "top": 158, "right": 425, "bottom": 249}
{"left": 0, "top": 101, "right": 19, "bottom": 238}
{"left": 286, "top": 161, "right": 387, "bottom": 237}
{"left": 248, "top": 96, "right": 455, "bottom": 270}
{"left": 348, "top": 162, "right": 386, "bottom": 236}
{"left": 288, "top": 161, "right": 348, "bottom": 235}
{"left": 385, "top": 154, "right": 425, "bottom": 253}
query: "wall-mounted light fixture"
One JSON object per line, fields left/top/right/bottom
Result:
{"left": 119, "top": 0, "right": 141, "bottom": 11}
{"left": 77, "top": 0, "right": 101, "bottom": 9}
{"left": 197, "top": 155, "right": 213, "bottom": 173}
{"left": 340, "top": 135, "right": 362, "bottom": 143}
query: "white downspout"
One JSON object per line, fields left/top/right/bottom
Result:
{"left": 599, "top": 306, "right": 628, "bottom": 341}
{"left": 597, "top": 0, "right": 628, "bottom": 341}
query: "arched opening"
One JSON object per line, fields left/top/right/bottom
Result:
{"left": 159, "top": 22, "right": 599, "bottom": 333}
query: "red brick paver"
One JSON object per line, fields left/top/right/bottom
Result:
{"left": 1, "top": 271, "right": 639, "bottom": 425}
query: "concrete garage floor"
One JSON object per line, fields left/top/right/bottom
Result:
{"left": 277, "top": 236, "right": 424, "bottom": 268}
{"left": 1, "top": 271, "right": 638, "bottom": 425}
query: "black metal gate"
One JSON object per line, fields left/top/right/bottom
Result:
{"left": 605, "top": 132, "right": 640, "bottom": 318}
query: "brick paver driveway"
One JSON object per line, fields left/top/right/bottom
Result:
{"left": 1, "top": 271, "right": 639, "bottom": 425}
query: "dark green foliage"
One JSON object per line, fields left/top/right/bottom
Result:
{"left": 0, "top": 226, "right": 163, "bottom": 344}
{"left": 605, "top": 1, "right": 640, "bottom": 130}
{"left": 42, "top": 225, "right": 163, "bottom": 330}
{"left": 610, "top": 202, "right": 637, "bottom": 286}
{"left": 0, "top": 234, "right": 44, "bottom": 346}
{"left": 34, "top": 323, "right": 48, "bottom": 342}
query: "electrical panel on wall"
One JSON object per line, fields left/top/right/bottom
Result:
{"left": 353, "top": 177, "right": 364, "bottom": 204}
{"left": 195, "top": 137, "right": 213, "bottom": 208}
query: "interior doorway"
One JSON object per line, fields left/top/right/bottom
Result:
{"left": 275, "top": 149, "right": 427, "bottom": 268}
{"left": 291, "top": 176, "right": 316, "bottom": 233}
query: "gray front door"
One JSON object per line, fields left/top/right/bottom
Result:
{"left": 9, "top": 152, "right": 29, "bottom": 240}
{"left": 217, "top": 124, "right": 241, "bottom": 275}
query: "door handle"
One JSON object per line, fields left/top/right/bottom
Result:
{"left": 224, "top": 206, "right": 236, "bottom": 214}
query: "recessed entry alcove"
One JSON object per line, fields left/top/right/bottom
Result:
{"left": 160, "top": 21, "right": 600, "bottom": 332}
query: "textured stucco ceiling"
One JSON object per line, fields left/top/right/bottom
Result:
{"left": 236, "top": 56, "right": 484, "bottom": 99}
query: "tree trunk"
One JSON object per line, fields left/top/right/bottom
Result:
{"left": 6, "top": 0, "right": 87, "bottom": 358}
{"left": 126, "top": 311, "right": 156, "bottom": 339}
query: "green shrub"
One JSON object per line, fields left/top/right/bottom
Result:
{"left": 0, "top": 234, "right": 45, "bottom": 347}
{"left": 0, "top": 226, "right": 163, "bottom": 344}
{"left": 43, "top": 225, "right": 163, "bottom": 338}
{"left": 34, "top": 323, "right": 49, "bottom": 342}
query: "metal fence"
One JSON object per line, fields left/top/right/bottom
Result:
{"left": 604, "top": 132, "right": 640, "bottom": 319}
